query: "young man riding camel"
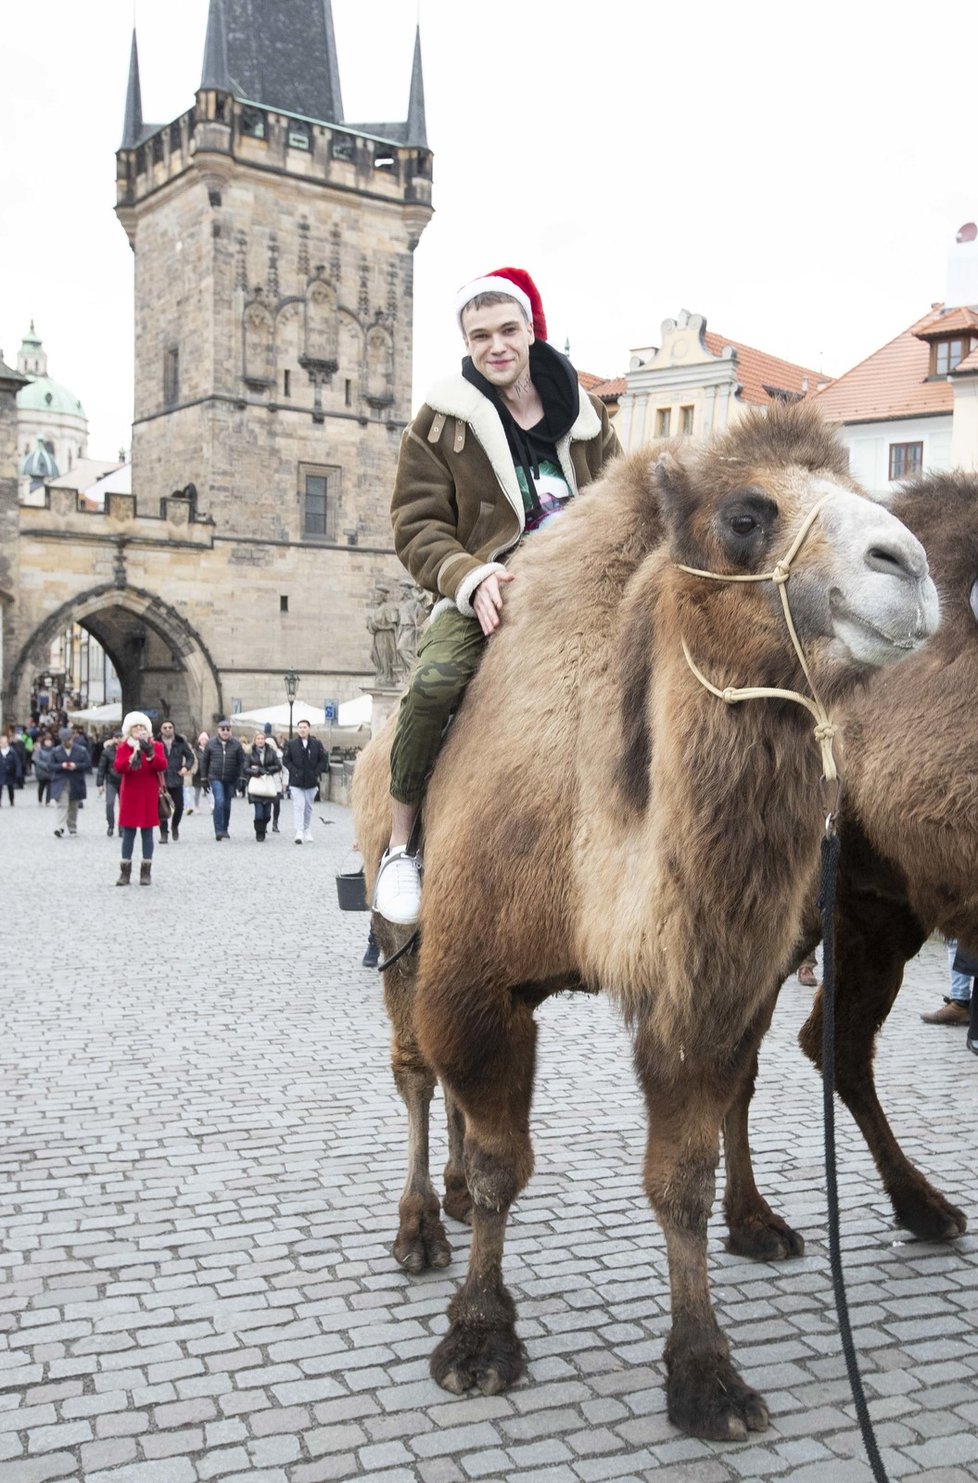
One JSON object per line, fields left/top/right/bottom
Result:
{"left": 373, "top": 266, "right": 620, "bottom": 925}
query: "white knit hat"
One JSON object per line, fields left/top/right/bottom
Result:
{"left": 121, "top": 710, "right": 153, "bottom": 738}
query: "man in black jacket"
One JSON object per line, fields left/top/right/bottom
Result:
{"left": 157, "top": 721, "right": 196, "bottom": 843}
{"left": 199, "top": 722, "right": 245, "bottom": 840}
{"left": 96, "top": 730, "right": 124, "bottom": 836}
{"left": 284, "top": 719, "right": 326, "bottom": 844}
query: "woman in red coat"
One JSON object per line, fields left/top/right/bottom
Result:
{"left": 113, "top": 710, "right": 166, "bottom": 886}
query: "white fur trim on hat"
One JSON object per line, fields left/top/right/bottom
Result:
{"left": 455, "top": 276, "right": 532, "bottom": 332}
{"left": 122, "top": 710, "right": 153, "bottom": 738}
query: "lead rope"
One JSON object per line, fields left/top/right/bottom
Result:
{"left": 678, "top": 500, "right": 887, "bottom": 1479}
{"left": 820, "top": 825, "right": 890, "bottom": 1483}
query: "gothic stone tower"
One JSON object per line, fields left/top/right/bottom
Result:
{"left": 114, "top": 0, "right": 432, "bottom": 716}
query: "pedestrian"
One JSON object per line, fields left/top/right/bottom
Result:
{"left": 8, "top": 727, "right": 28, "bottom": 789}
{"left": 283, "top": 718, "right": 326, "bottom": 844}
{"left": 245, "top": 729, "right": 282, "bottom": 841}
{"left": 199, "top": 721, "right": 245, "bottom": 840}
{"left": 920, "top": 939, "right": 973, "bottom": 1025}
{"left": 372, "top": 265, "right": 620, "bottom": 923}
{"left": 265, "top": 727, "right": 284, "bottom": 833}
{"left": 0, "top": 733, "right": 22, "bottom": 804}
{"left": 32, "top": 732, "right": 56, "bottom": 805}
{"left": 50, "top": 726, "right": 92, "bottom": 837}
{"left": 191, "top": 732, "right": 209, "bottom": 814}
{"left": 157, "top": 720, "right": 196, "bottom": 844}
{"left": 113, "top": 710, "right": 167, "bottom": 885}
{"left": 96, "top": 729, "right": 125, "bottom": 835}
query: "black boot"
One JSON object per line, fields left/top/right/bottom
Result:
{"left": 116, "top": 861, "right": 132, "bottom": 887}
{"left": 362, "top": 929, "right": 380, "bottom": 968}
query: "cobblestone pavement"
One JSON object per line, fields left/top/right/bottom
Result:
{"left": 1, "top": 785, "right": 976, "bottom": 1483}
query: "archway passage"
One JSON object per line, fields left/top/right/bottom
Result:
{"left": 10, "top": 585, "right": 222, "bottom": 737}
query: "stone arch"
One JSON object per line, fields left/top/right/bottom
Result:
{"left": 8, "top": 584, "right": 222, "bottom": 736}
{"left": 365, "top": 321, "right": 394, "bottom": 408}
{"left": 305, "top": 274, "right": 338, "bottom": 363}
{"left": 243, "top": 295, "right": 274, "bottom": 387}
{"left": 337, "top": 309, "right": 364, "bottom": 409}
{"left": 276, "top": 297, "right": 305, "bottom": 403}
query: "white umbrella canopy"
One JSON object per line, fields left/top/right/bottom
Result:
{"left": 228, "top": 700, "right": 330, "bottom": 730}
{"left": 65, "top": 700, "right": 122, "bottom": 725}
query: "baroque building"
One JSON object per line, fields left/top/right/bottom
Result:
{"left": 2, "top": 0, "right": 431, "bottom": 733}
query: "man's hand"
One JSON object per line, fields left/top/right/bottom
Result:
{"left": 472, "top": 571, "right": 515, "bottom": 636}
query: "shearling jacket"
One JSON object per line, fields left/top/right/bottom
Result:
{"left": 390, "top": 376, "right": 619, "bottom": 617}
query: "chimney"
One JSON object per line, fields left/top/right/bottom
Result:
{"left": 946, "top": 221, "right": 978, "bottom": 309}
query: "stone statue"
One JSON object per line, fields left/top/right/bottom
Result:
{"left": 366, "top": 583, "right": 400, "bottom": 686}
{"left": 395, "top": 580, "right": 427, "bottom": 678}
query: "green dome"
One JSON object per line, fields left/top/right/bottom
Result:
{"left": 17, "top": 375, "right": 86, "bottom": 419}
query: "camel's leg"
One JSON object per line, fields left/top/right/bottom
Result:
{"left": 382, "top": 941, "right": 453, "bottom": 1273}
{"left": 421, "top": 989, "right": 537, "bottom": 1396}
{"left": 441, "top": 1088, "right": 472, "bottom": 1225}
{"left": 635, "top": 1016, "right": 769, "bottom": 1442}
{"left": 799, "top": 901, "right": 967, "bottom": 1241}
{"left": 723, "top": 990, "right": 805, "bottom": 1260}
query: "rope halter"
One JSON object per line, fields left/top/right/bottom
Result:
{"left": 675, "top": 494, "right": 841, "bottom": 796}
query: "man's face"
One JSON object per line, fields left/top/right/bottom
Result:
{"left": 462, "top": 300, "right": 534, "bottom": 390}
{"left": 218, "top": 725, "right": 231, "bottom": 740}
{"left": 161, "top": 724, "right": 174, "bottom": 741}
{"left": 297, "top": 721, "right": 310, "bottom": 738}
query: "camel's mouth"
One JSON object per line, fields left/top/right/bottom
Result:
{"left": 828, "top": 590, "right": 933, "bottom": 664}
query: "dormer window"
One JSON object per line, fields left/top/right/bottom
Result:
{"left": 288, "top": 121, "right": 311, "bottom": 150}
{"left": 241, "top": 107, "right": 266, "bottom": 140}
{"left": 931, "top": 336, "right": 975, "bottom": 376}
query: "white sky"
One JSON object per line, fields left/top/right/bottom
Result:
{"left": 2, "top": 0, "right": 976, "bottom": 458}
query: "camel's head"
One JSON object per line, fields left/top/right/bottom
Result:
{"left": 655, "top": 403, "right": 939, "bottom": 697}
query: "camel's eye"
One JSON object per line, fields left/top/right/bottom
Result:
{"left": 970, "top": 577, "right": 978, "bottom": 624}
{"left": 731, "top": 514, "right": 757, "bottom": 536}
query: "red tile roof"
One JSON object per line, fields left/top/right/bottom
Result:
{"left": 702, "top": 332, "right": 826, "bottom": 407}
{"left": 913, "top": 304, "right": 978, "bottom": 339}
{"left": 578, "top": 371, "right": 626, "bottom": 401}
{"left": 955, "top": 344, "right": 978, "bottom": 374}
{"left": 812, "top": 310, "right": 953, "bottom": 424}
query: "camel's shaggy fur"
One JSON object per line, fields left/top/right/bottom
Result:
{"left": 353, "top": 402, "right": 937, "bottom": 1440}
{"left": 724, "top": 469, "right": 978, "bottom": 1254}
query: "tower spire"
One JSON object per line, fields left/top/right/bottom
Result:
{"left": 121, "top": 29, "right": 144, "bottom": 149}
{"left": 405, "top": 26, "right": 427, "bottom": 148}
{"left": 322, "top": 0, "right": 344, "bottom": 121}
{"left": 200, "top": 0, "right": 232, "bottom": 91}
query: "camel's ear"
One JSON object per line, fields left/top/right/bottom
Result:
{"left": 653, "top": 448, "right": 697, "bottom": 552}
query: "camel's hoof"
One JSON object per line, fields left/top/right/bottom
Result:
{"left": 667, "top": 1356, "right": 768, "bottom": 1442}
{"left": 725, "top": 1211, "right": 805, "bottom": 1260}
{"left": 892, "top": 1187, "right": 967, "bottom": 1242}
{"left": 392, "top": 1199, "right": 452, "bottom": 1273}
{"left": 442, "top": 1179, "right": 473, "bottom": 1225}
{"left": 430, "top": 1323, "right": 527, "bottom": 1396}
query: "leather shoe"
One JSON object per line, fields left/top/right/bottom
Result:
{"left": 920, "top": 1000, "right": 970, "bottom": 1026}
{"left": 968, "top": 1035, "right": 978, "bottom": 1056}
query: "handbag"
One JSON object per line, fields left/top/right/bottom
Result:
{"left": 247, "top": 772, "right": 279, "bottom": 800}
{"left": 157, "top": 776, "right": 174, "bottom": 820}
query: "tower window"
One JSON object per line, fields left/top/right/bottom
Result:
{"left": 331, "top": 134, "right": 353, "bottom": 162}
{"left": 280, "top": 595, "right": 289, "bottom": 613}
{"left": 163, "top": 346, "right": 179, "bottom": 406}
{"left": 283, "top": 369, "right": 291, "bottom": 398}
{"left": 655, "top": 408, "right": 672, "bottom": 438}
{"left": 345, "top": 379, "right": 352, "bottom": 407}
{"left": 888, "top": 442, "right": 923, "bottom": 481}
{"left": 288, "top": 122, "right": 311, "bottom": 150}
{"left": 241, "top": 107, "right": 266, "bottom": 139}
{"left": 299, "top": 463, "right": 340, "bottom": 540}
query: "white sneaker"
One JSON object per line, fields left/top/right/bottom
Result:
{"left": 303, "top": 830, "right": 314, "bottom": 843}
{"left": 373, "top": 847, "right": 422, "bottom": 926}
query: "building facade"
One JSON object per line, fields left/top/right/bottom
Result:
{"left": 3, "top": 0, "right": 432, "bottom": 734}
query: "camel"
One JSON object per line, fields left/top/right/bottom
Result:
{"left": 352, "top": 402, "right": 939, "bottom": 1441}
{"left": 723, "top": 468, "right": 977, "bottom": 1260}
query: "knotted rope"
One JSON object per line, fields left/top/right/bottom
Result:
{"left": 676, "top": 495, "right": 840, "bottom": 789}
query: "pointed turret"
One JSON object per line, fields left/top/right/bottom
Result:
{"left": 322, "top": 0, "right": 344, "bottom": 122}
{"left": 200, "top": 0, "right": 232, "bottom": 92}
{"left": 404, "top": 26, "right": 427, "bottom": 148}
{"left": 121, "top": 30, "right": 144, "bottom": 149}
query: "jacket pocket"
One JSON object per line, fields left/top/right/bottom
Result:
{"left": 465, "top": 500, "right": 497, "bottom": 551}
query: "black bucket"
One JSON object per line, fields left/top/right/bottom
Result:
{"left": 336, "top": 869, "right": 369, "bottom": 911}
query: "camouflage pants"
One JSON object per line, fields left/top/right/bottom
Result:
{"left": 389, "top": 608, "right": 486, "bottom": 805}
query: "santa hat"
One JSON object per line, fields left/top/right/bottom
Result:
{"left": 454, "top": 266, "right": 548, "bottom": 341}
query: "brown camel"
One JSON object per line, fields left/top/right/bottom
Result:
{"left": 723, "top": 468, "right": 977, "bottom": 1259}
{"left": 353, "top": 402, "right": 938, "bottom": 1441}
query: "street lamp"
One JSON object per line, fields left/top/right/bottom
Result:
{"left": 284, "top": 669, "right": 300, "bottom": 738}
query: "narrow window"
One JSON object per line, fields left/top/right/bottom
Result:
{"left": 303, "top": 473, "right": 329, "bottom": 537}
{"left": 888, "top": 442, "right": 923, "bottom": 481}
{"left": 241, "top": 107, "right": 266, "bottom": 140}
{"left": 345, "top": 379, "right": 352, "bottom": 407}
{"left": 680, "top": 405, "right": 694, "bottom": 436}
{"left": 655, "top": 408, "right": 671, "bottom": 438}
{"left": 332, "top": 134, "right": 354, "bottom": 162}
{"left": 933, "top": 338, "right": 971, "bottom": 376}
{"left": 280, "top": 595, "right": 289, "bottom": 613}
{"left": 163, "top": 346, "right": 179, "bottom": 406}
{"left": 288, "top": 122, "right": 311, "bottom": 150}
{"left": 283, "top": 368, "right": 291, "bottom": 398}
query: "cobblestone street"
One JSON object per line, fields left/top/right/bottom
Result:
{"left": 1, "top": 785, "right": 976, "bottom": 1482}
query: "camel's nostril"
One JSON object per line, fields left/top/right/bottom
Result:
{"left": 866, "top": 545, "right": 916, "bottom": 579}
